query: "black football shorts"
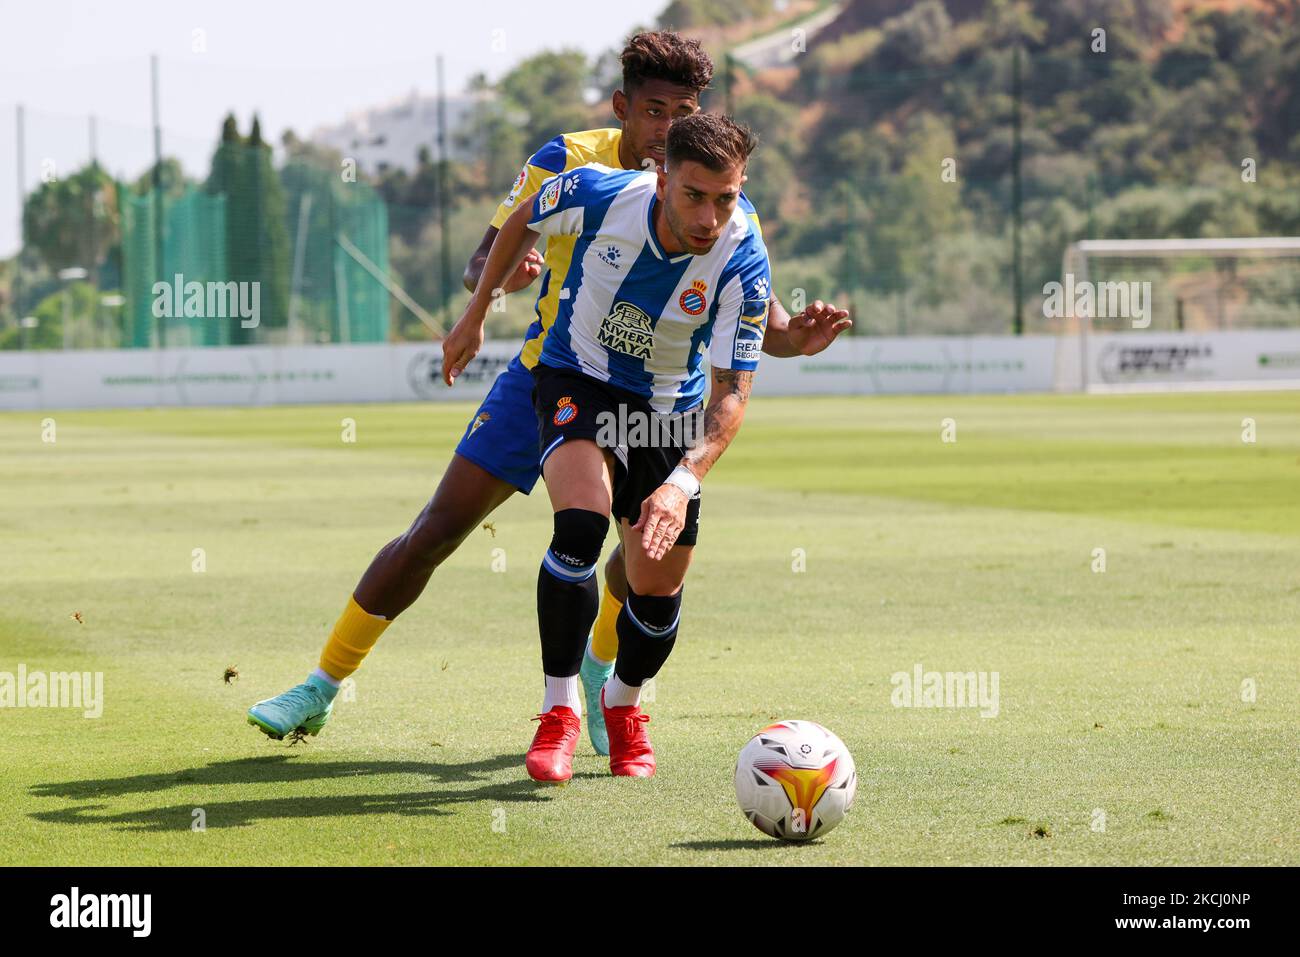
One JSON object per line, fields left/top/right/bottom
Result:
{"left": 532, "top": 362, "right": 702, "bottom": 547}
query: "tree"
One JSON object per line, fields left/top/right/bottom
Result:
{"left": 854, "top": 113, "right": 965, "bottom": 331}
{"left": 873, "top": 0, "right": 954, "bottom": 74}
{"left": 206, "top": 114, "right": 244, "bottom": 196}
{"left": 22, "top": 164, "right": 120, "bottom": 276}
{"left": 657, "top": 0, "right": 767, "bottom": 29}
{"left": 498, "top": 50, "right": 594, "bottom": 148}
{"left": 246, "top": 115, "right": 291, "bottom": 334}
{"left": 458, "top": 97, "right": 529, "bottom": 201}
{"left": 131, "top": 157, "right": 189, "bottom": 200}
{"left": 0, "top": 281, "right": 100, "bottom": 350}
{"left": 281, "top": 128, "right": 343, "bottom": 169}
{"left": 206, "top": 114, "right": 290, "bottom": 342}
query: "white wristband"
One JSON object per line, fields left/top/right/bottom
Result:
{"left": 663, "top": 465, "right": 701, "bottom": 498}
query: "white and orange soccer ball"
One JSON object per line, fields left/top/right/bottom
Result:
{"left": 734, "top": 720, "right": 857, "bottom": 841}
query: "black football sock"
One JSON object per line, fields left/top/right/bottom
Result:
{"left": 537, "top": 508, "right": 609, "bottom": 678}
{"left": 612, "top": 587, "right": 682, "bottom": 688}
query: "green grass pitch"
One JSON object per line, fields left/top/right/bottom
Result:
{"left": 1, "top": 391, "right": 1296, "bottom": 865}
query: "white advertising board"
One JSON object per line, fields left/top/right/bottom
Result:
{"left": 1075, "top": 329, "right": 1300, "bottom": 391}
{"left": 750, "top": 336, "right": 1057, "bottom": 396}
{"left": 0, "top": 341, "right": 518, "bottom": 410}
{"left": 2, "top": 332, "right": 1297, "bottom": 410}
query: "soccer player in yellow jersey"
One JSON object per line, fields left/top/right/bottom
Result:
{"left": 247, "top": 31, "right": 850, "bottom": 751}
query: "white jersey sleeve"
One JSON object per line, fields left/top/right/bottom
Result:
{"left": 526, "top": 163, "right": 618, "bottom": 239}
{"left": 708, "top": 235, "right": 771, "bottom": 372}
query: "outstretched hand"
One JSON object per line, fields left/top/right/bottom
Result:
{"left": 786, "top": 300, "right": 852, "bottom": 356}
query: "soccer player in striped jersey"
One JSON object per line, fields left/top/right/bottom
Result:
{"left": 246, "top": 32, "right": 849, "bottom": 747}
{"left": 456, "top": 35, "right": 847, "bottom": 753}
{"left": 441, "top": 112, "right": 816, "bottom": 781}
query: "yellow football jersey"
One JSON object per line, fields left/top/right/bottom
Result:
{"left": 491, "top": 129, "right": 623, "bottom": 369}
{"left": 491, "top": 127, "right": 764, "bottom": 369}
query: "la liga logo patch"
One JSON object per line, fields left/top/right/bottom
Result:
{"left": 503, "top": 167, "right": 528, "bottom": 208}
{"left": 538, "top": 177, "right": 563, "bottom": 214}
{"left": 553, "top": 395, "right": 578, "bottom": 426}
{"left": 679, "top": 279, "right": 708, "bottom": 316}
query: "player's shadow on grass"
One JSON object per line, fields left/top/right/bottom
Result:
{"left": 29, "top": 778, "right": 547, "bottom": 831}
{"left": 29, "top": 753, "right": 520, "bottom": 800}
{"left": 29, "top": 754, "right": 546, "bottom": 831}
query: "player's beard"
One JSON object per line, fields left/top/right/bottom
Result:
{"left": 663, "top": 199, "right": 716, "bottom": 255}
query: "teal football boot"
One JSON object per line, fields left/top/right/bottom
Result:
{"left": 247, "top": 674, "right": 337, "bottom": 739}
{"left": 579, "top": 652, "right": 615, "bottom": 755}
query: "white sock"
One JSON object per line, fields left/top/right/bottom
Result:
{"left": 542, "top": 674, "right": 581, "bottom": 716}
{"left": 310, "top": 667, "right": 341, "bottom": 688}
{"left": 603, "top": 672, "right": 640, "bottom": 708}
{"left": 585, "top": 638, "right": 613, "bottom": 668}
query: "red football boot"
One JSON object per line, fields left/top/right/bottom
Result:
{"left": 601, "top": 688, "right": 656, "bottom": 777}
{"left": 525, "top": 705, "right": 581, "bottom": 783}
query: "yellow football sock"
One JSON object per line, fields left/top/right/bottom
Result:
{"left": 589, "top": 581, "right": 623, "bottom": 664}
{"left": 318, "top": 595, "right": 391, "bottom": 681}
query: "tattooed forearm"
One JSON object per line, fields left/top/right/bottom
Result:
{"left": 680, "top": 368, "right": 753, "bottom": 480}
{"left": 711, "top": 368, "right": 754, "bottom": 403}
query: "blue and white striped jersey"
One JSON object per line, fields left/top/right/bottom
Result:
{"left": 526, "top": 163, "right": 771, "bottom": 413}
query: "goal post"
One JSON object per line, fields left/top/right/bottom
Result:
{"left": 1052, "top": 237, "right": 1300, "bottom": 393}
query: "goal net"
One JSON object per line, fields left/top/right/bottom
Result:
{"left": 1050, "top": 237, "right": 1300, "bottom": 392}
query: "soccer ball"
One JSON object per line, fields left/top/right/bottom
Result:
{"left": 734, "top": 720, "right": 856, "bottom": 841}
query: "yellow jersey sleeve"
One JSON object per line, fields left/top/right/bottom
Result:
{"left": 489, "top": 129, "right": 624, "bottom": 230}
{"left": 489, "top": 134, "right": 574, "bottom": 230}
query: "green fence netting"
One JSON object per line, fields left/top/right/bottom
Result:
{"left": 116, "top": 149, "right": 390, "bottom": 349}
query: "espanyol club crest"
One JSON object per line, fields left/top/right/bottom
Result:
{"left": 553, "top": 395, "right": 578, "bottom": 426}
{"left": 679, "top": 279, "right": 708, "bottom": 316}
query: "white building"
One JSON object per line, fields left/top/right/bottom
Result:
{"left": 310, "top": 88, "right": 494, "bottom": 173}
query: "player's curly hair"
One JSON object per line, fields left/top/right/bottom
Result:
{"left": 621, "top": 31, "right": 714, "bottom": 93}
{"left": 666, "top": 112, "right": 757, "bottom": 172}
